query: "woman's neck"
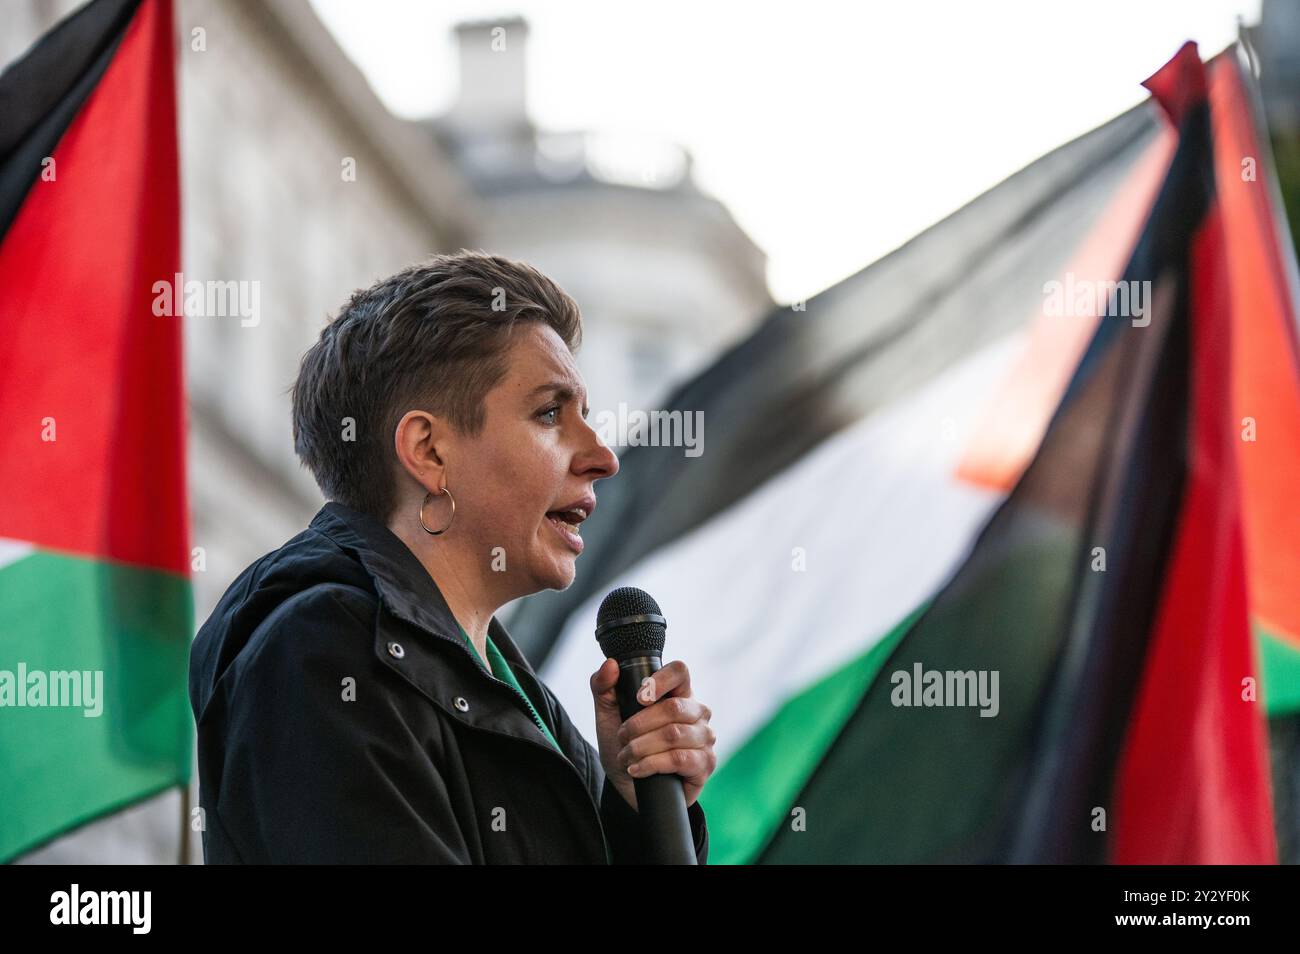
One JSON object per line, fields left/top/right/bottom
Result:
{"left": 388, "top": 516, "right": 500, "bottom": 656}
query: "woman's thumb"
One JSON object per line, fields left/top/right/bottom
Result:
{"left": 590, "top": 657, "right": 619, "bottom": 696}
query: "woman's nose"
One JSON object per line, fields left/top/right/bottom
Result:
{"left": 586, "top": 436, "right": 619, "bottom": 480}
{"left": 577, "top": 420, "right": 619, "bottom": 479}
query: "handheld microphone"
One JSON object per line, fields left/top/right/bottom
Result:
{"left": 595, "top": 586, "right": 697, "bottom": 865}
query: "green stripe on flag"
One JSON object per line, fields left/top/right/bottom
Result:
{"left": 0, "top": 549, "right": 191, "bottom": 861}
{"left": 1258, "top": 623, "right": 1300, "bottom": 716}
{"left": 705, "top": 605, "right": 924, "bottom": 865}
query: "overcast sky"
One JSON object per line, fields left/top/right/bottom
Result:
{"left": 309, "top": 0, "right": 1261, "bottom": 303}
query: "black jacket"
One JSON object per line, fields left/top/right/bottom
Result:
{"left": 189, "top": 501, "right": 709, "bottom": 864}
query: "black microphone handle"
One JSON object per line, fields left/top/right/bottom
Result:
{"left": 614, "top": 653, "right": 698, "bottom": 864}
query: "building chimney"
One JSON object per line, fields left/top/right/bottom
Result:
{"left": 449, "top": 17, "right": 530, "bottom": 135}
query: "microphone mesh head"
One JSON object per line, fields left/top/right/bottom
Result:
{"left": 595, "top": 586, "right": 666, "bottom": 658}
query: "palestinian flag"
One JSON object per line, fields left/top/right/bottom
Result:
{"left": 0, "top": 0, "right": 190, "bottom": 861}
{"left": 511, "top": 41, "right": 1300, "bottom": 863}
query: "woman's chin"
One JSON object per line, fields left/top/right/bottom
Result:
{"left": 535, "top": 556, "right": 578, "bottom": 592}
{"left": 531, "top": 528, "right": 581, "bottom": 590}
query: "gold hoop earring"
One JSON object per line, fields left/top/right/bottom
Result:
{"left": 419, "top": 487, "right": 456, "bottom": 536}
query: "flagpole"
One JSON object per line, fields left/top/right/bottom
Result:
{"left": 179, "top": 781, "right": 190, "bottom": 865}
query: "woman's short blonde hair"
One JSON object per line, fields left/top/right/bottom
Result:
{"left": 291, "top": 249, "right": 582, "bottom": 523}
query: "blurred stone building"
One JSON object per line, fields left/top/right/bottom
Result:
{"left": 431, "top": 18, "right": 770, "bottom": 414}
{"left": 2, "top": 0, "right": 769, "bottom": 862}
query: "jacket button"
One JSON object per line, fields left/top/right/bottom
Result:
{"left": 454, "top": 696, "right": 470, "bottom": 712}
{"left": 387, "top": 641, "right": 405, "bottom": 659}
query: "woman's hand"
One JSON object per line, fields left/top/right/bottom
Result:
{"left": 590, "top": 658, "right": 716, "bottom": 811}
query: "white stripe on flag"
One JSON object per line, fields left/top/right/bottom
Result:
{"left": 541, "top": 330, "right": 1025, "bottom": 762}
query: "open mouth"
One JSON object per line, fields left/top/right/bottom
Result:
{"left": 545, "top": 507, "right": 588, "bottom": 553}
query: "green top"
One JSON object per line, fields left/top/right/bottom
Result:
{"left": 459, "top": 625, "right": 616, "bottom": 863}
{"left": 457, "top": 622, "right": 563, "bottom": 755}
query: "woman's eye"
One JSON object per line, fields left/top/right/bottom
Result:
{"left": 538, "top": 405, "right": 560, "bottom": 424}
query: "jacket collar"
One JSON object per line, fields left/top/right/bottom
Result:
{"left": 305, "top": 500, "right": 544, "bottom": 697}
{"left": 310, "top": 501, "right": 462, "bottom": 640}
{"left": 305, "top": 501, "right": 605, "bottom": 854}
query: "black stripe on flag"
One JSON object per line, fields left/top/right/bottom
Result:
{"left": 0, "top": 0, "right": 141, "bottom": 238}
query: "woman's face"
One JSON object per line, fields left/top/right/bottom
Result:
{"left": 447, "top": 322, "right": 619, "bottom": 598}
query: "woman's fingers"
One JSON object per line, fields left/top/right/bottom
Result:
{"left": 635, "top": 659, "right": 691, "bottom": 705}
{"left": 627, "top": 745, "right": 716, "bottom": 782}
{"left": 617, "top": 694, "right": 711, "bottom": 745}
{"left": 618, "top": 718, "right": 716, "bottom": 769}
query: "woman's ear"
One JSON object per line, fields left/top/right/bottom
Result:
{"left": 393, "top": 409, "right": 446, "bottom": 490}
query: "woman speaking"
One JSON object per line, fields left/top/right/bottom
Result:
{"left": 188, "top": 250, "right": 716, "bottom": 863}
